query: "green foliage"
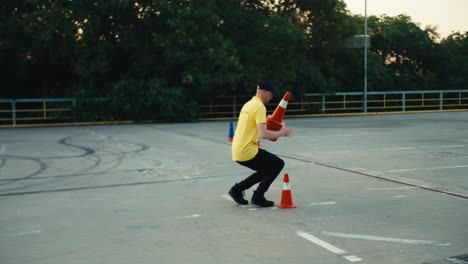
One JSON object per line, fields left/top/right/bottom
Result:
{"left": 367, "top": 14, "right": 448, "bottom": 90}
{"left": 442, "top": 32, "right": 468, "bottom": 88}
{"left": 108, "top": 79, "right": 199, "bottom": 122}
{"left": 2, "top": 0, "right": 468, "bottom": 122}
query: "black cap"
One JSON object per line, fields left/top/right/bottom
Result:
{"left": 257, "top": 80, "right": 276, "bottom": 94}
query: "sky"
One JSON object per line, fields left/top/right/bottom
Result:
{"left": 343, "top": 0, "right": 468, "bottom": 38}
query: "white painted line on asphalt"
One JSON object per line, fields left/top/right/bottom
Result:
{"left": 383, "top": 145, "right": 465, "bottom": 151}
{"left": 176, "top": 214, "right": 201, "bottom": 219}
{"left": 394, "top": 195, "right": 406, "bottom": 198}
{"left": 386, "top": 165, "right": 468, "bottom": 173}
{"left": 16, "top": 230, "right": 41, "bottom": 236}
{"left": 321, "top": 231, "right": 451, "bottom": 246}
{"left": 440, "top": 145, "right": 465, "bottom": 148}
{"left": 296, "top": 231, "right": 362, "bottom": 262}
{"left": 335, "top": 150, "right": 352, "bottom": 153}
{"left": 221, "top": 194, "right": 234, "bottom": 202}
{"left": 384, "top": 147, "right": 415, "bottom": 151}
{"left": 368, "top": 186, "right": 418, "bottom": 190}
{"left": 248, "top": 206, "right": 278, "bottom": 210}
{"left": 309, "top": 201, "right": 337, "bottom": 206}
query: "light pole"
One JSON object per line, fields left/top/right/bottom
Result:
{"left": 363, "top": 0, "right": 368, "bottom": 112}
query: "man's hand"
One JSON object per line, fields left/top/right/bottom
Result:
{"left": 281, "top": 126, "right": 294, "bottom": 137}
{"left": 258, "top": 123, "right": 294, "bottom": 140}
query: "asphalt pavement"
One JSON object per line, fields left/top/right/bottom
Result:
{"left": 1, "top": 111, "right": 467, "bottom": 264}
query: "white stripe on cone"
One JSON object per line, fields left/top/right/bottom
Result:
{"left": 279, "top": 99, "right": 288, "bottom": 108}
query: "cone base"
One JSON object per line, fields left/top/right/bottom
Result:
{"left": 278, "top": 189, "right": 295, "bottom": 209}
{"left": 278, "top": 204, "right": 296, "bottom": 209}
{"left": 266, "top": 115, "right": 284, "bottom": 131}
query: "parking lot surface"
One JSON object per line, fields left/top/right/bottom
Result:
{"left": 1, "top": 112, "right": 467, "bottom": 264}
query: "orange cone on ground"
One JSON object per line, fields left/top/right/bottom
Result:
{"left": 266, "top": 91, "right": 290, "bottom": 141}
{"left": 227, "top": 121, "right": 234, "bottom": 142}
{"left": 278, "top": 173, "right": 296, "bottom": 209}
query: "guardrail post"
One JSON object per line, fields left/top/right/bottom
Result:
{"left": 321, "top": 95, "right": 326, "bottom": 113}
{"left": 11, "top": 100, "right": 16, "bottom": 127}
{"left": 402, "top": 93, "right": 405, "bottom": 112}
{"left": 72, "top": 98, "right": 77, "bottom": 121}
{"left": 232, "top": 96, "right": 236, "bottom": 118}
{"left": 343, "top": 95, "right": 346, "bottom": 109}
{"left": 383, "top": 94, "right": 386, "bottom": 109}
{"left": 43, "top": 99, "right": 47, "bottom": 119}
{"left": 439, "top": 92, "right": 443, "bottom": 110}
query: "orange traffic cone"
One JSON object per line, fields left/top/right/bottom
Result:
{"left": 266, "top": 91, "right": 290, "bottom": 141}
{"left": 278, "top": 173, "right": 296, "bottom": 209}
{"left": 227, "top": 121, "right": 234, "bottom": 142}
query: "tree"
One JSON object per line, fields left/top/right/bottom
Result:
{"left": 294, "top": 0, "right": 362, "bottom": 92}
{"left": 1, "top": 0, "right": 77, "bottom": 97}
{"left": 1, "top": 0, "right": 464, "bottom": 121}
{"left": 441, "top": 32, "right": 468, "bottom": 89}
{"left": 368, "top": 14, "right": 444, "bottom": 90}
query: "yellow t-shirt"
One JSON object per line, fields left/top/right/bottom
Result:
{"left": 232, "top": 96, "right": 266, "bottom": 161}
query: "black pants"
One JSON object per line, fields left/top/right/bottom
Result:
{"left": 236, "top": 148, "right": 285, "bottom": 193}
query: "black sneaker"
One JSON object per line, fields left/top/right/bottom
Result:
{"left": 251, "top": 191, "right": 274, "bottom": 207}
{"left": 228, "top": 184, "right": 248, "bottom": 205}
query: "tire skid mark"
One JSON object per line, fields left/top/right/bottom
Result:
{"left": 0, "top": 155, "right": 47, "bottom": 186}
{"left": 0, "top": 133, "right": 150, "bottom": 194}
{"left": 0, "top": 168, "right": 153, "bottom": 181}
{"left": 0, "top": 153, "right": 104, "bottom": 192}
{"left": 0, "top": 174, "right": 226, "bottom": 197}
{"left": 132, "top": 142, "right": 150, "bottom": 153}
{"left": 95, "top": 141, "right": 150, "bottom": 155}
{"left": 57, "top": 136, "right": 95, "bottom": 157}
{"left": 0, "top": 135, "right": 98, "bottom": 190}
{"left": 78, "top": 154, "right": 102, "bottom": 173}
{"left": 45, "top": 154, "right": 102, "bottom": 177}
{"left": 0, "top": 157, "right": 6, "bottom": 169}
{"left": 88, "top": 151, "right": 126, "bottom": 173}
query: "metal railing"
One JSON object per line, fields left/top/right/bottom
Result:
{"left": 199, "top": 90, "right": 468, "bottom": 120}
{"left": 0, "top": 98, "right": 76, "bottom": 126}
{"left": 1, "top": 90, "right": 467, "bottom": 127}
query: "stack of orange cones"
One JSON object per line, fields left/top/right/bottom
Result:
{"left": 266, "top": 91, "right": 290, "bottom": 141}
{"left": 278, "top": 173, "right": 296, "bottom": 209}
{"left": 227, "top": 121, "right": 234, "bottom": 142}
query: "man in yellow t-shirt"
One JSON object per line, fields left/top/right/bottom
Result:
{"left": 229, "top": 80, "right": 294, "bottom": 207}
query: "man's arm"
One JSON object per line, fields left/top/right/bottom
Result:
{"left": 257, "top": 123, "right": 294, "bottom": 140}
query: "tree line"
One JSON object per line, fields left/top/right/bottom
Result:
{"left": 1, "top": 0, "right": 467, "bottom": 121}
